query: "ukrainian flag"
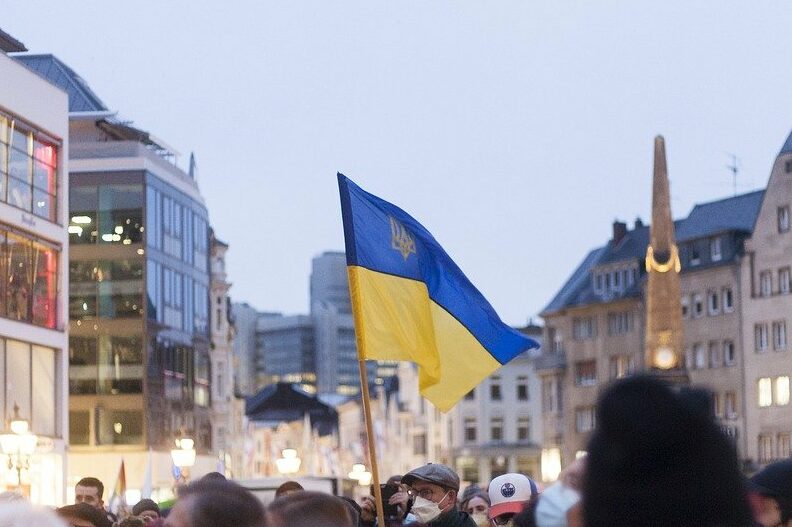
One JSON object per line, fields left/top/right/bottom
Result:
{"left": 338, "top": 174, "right": 539, "bottom": 412}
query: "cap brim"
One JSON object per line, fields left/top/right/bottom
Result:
{"left": 489, "top": 501, "right": 526, "bottom": 519}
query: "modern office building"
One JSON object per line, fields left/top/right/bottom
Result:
{"left": 0, "top": 32, "right": 69, "bottom": 505}
{"left": 233, "top": 251, "right": 387, "bottom": 397}
{"left": 14, "top": 53, "right": 216, "bottom": 498}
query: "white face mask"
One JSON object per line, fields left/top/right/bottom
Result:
{"left": 410, "top": 492, "right": 449, "bottom": 524}
{"left": 470, "top": 512, "right": 490, "bottom": 527}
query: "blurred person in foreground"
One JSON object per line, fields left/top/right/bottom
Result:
{"left": 274, "top": 481, "right": 304, "bottom": 499}
{"left": 748, "top": 459, "right": 792, "bottom": 527}
{"left": 56, "top": 503, "right": 111, "bottom": 527}
{"left": 582, "top": 374, "right": 753, "bottom": 527}
{"left": 401, "top": 463, "right": 475, "bottom": 527}
{"left": 0, "top": 501, "right": 66, "bottom": 527}
{"left": 487, "top": 473, "right": 538, "bottom": 527}
{"left": 163, "top": 479, "right": 265, "bottom": 527}
{"left": 267, "top": 490, "right": 353, "bottom": 527}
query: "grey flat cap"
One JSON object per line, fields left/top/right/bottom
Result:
{"left": 402, "top": 463, "right": 460, "bottom": 491}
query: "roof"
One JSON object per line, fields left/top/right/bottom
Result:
{"left": 11, "top": 54, "right": 107, "bottom": 112}
{"left": 781, "top": 130, "right": 792, "bottom": 155}
{"left": 245, "top": 383, "right": 338, "bottom": 436}
{"left": 0, "top": 28, "right": 26, "bottom": 53}
{"left": 543, "top": 190, "right": 765, "bottom": 314}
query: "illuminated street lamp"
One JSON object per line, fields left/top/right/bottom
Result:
{"left": 171, "top": 437, "right": 196, "bottom": 482}
{"left": 275, "top": 448, "right": 301, "bottom": 475}
{"left": 348, "top": 463, "right": 372, "bottom": 486}
{"left": 0, "top": 404, "right": 37, "bottom": 490}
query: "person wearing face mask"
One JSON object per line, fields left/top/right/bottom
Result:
{"left": 401, "top": 463, "right": 476, "bottom": 527}
{"left": 459, "top": 489, "right": 490, "bottom": 527}
{"left": 487, "top": 473, "right": 538, "bottom": 527}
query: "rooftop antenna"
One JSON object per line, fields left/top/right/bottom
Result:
{"left": 726, "top": 153, "right": 740, "bottom": 196}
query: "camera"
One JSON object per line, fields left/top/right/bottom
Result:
{"left": 371, "top": 483, "right": 402, "bottom": 520}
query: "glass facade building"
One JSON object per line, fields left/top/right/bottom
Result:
{"left": 68, "top": 169, "right": 211, "bottom": 452}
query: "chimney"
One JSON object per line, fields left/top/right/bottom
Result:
{"left": 635, "top": 217, "right": 644, "bottom": 229}
{"left": 612, "top": 220, "right": 627, "bottom": 244}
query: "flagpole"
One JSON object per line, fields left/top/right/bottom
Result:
{"left": 358, "top": 358, "right": 386, "bottom": 527}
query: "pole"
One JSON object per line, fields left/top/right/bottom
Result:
{"left": 358, "top": 358, "right": 386, "bottom": 527}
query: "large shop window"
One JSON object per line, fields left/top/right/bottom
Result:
{"left": 0, "top": 229, "right": 58, "bottom": 329}
{"left": 0, "top": 115, "right": 58, "bottom": 222}
{"left": 0, "top": 339, "right": 58, "bottom": 437}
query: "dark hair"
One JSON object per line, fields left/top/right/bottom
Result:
{"left": 76, "top": 477, "right": 105, "bottom": 499}
{"left": 200, "top": 471, "right": 227, "bottom": 482}
{"left": 118, "top": 518, "right": 147, "bottom": 527}
{"left": 512, "top": 496, "right": 539, "bottom": 527}
{"left": 56, "top": 503, "right": 111, "bottom": 527}
{"left": 583, "top": 375, "right": 753, "bottom": 526}
{"left": 132, "top": 498, "right": 160, "bottom": 516}
{"left": 274, "top": 481, "right": 304, "bottom": 498}
{"left": 177, "top": 479, "right": 266, "bottom": 527}
{"left": 267, "top": 491, "right": 354, "bottom": 527}
{"left": 459, "top": 490, "right": 490, "bottom": 513}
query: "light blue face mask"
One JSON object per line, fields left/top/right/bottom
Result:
{"left": 535, "top": 482, "right": 581, "bottom": 527}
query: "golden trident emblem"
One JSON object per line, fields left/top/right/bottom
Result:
{"left": 390, "top": 217, "right": 416, "bottom": 261}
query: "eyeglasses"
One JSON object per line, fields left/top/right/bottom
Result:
{"left": 492, "top": 513, "right": 515, "bottom": 526}
{"left": 408, "top": 487, "right": 436, "bottom": 500}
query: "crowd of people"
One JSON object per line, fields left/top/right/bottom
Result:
{"left": 1, "top": 375, "right": 791, "bottom": 526}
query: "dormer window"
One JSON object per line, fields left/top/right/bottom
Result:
{"left": 690, "top": 246, "right": 701, "bottom": 266}
{"left": 710, "top": 237, "right": 722, "bottom": 262}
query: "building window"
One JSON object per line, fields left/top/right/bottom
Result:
{"left": 756, "top": 324, "right": 769, "bottom": 353}
{"left": 490, "top": 376, "right": 502, "bottom": 401}
{"left": 725, "top": 391, "right": 738, "bottom": 419}
{"left": 490, "top": 417, "right": 504, "bottom": 442}
{"left": 607, "top": 311, "right": 633, "bottom": 335}
{"left": 690, "top": 246, "right": 701, "bottom": 266}
{"left": 412, "top": 433, "right": 427, "bottom": 455}
{"left": 708, "top": 341, "right": 721, "bottom": 368}
{"left": 760, "top": 271, "right": 773, "bottom": 297}
{"left": 779, "top": 206, "right": 790, "bottom": 233}
{"left": 517, "top": 417, "right": 530, "bottom": 442}
{"left": 778, "top": 434, "right": 791, "bottom": 459}
{"left": 759, "top": 435, "right": 774, "bottom": 463}
{"left": 681, "top": 295, "right": 690, "bottom": 318}
{"left": 776, "top": 376, "right": 790, "bottom": 406}
{"left": 1, "top": 115, "right": 59, "bottom": 222}
{"left": 693, "top": 293, "right": 704, "bottom": 318}
{"left": 781, "top": 268, "right": 791, "bottom": 295}
{"left": 773, "top": 321, "right": 787, "bottom": 351}
{"left": 707, "top": 291, "right": 720, "bottom": 315}
{"left": 572, "top": 317, "right": 597, "bottom": 340}
{"left": 542, "top": 378, "right": 555, "bottom": 413}
{"left": 575, "top": 407, "right": 596, "bottom": 433}
{"left": 693, "top": 343, "right": 706, "bottom": 369}
{"left": 723, "top": 340, "right": 736, "bottom": 366}
{"left": 609, "top": 355, "right": 634, "bottom": 380}
{"left": 723, "top": 288, "right": 734, "bottom": 312}
{"left": 575, "top": 360, "right": 597, "bottom": 386}
{"left": 758, "top": 377, "right": 773, "bottom": 407}
{"left": 464, "top": 417, "right": 477, "bottom": 443}
{"left": 516, "top": 376, "right": 528, "bottom": 401}
{"left": 712, "top": 393, "right": 722, "bottom": 418}
{"left": 710, "top": 237, "right": 722, "bottom": 262}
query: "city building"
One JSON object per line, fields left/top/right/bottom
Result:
{"left": 232, "top": 251, "right": 389, "bottom": 397}
{"left": 448, "top": 323, "right": 543, "bottom": 485}
{"left": 209, "top": 232, "right": 236, "bottom": 475}
{"left": 538, "top": 138, "right": 774, "bottom": 472}
{"left": 741, "top": 135, "right": 792, "bottom": 467}
{"left": 13, "top": 53, "right": 217, "bottom": 499}
{"left": 0, "top": 32, "right": 69, "bottom": 505}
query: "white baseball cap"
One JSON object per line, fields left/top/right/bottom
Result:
{"left": 487, "top": 473, "right": 538, "bottom": 519}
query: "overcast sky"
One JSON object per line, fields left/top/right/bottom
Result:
{"left": 6, "top": 2, "right": 792, "bottom": 325}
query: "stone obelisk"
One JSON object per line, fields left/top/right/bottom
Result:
{"left": 644, "top": 136, "right": 687, "bottom": 381}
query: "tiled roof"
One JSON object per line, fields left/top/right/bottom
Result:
{"left": 543, "top": 190, "right": 764, "bottom": 314}
{"left": 12, "top": 54, "right": 107, "bottom": 113}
